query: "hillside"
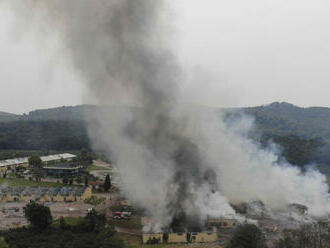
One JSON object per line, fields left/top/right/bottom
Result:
{"left": 1, "top": 102, "right": 330, "bottom": 166}
{"left": 0, "top": 111, "right": 20, "bottom": 122}
{"left": 24, "top": 105, "right": 96, "bottom": 121}
{"left": 242, "top": 102, "right": 330, "bottom": 142}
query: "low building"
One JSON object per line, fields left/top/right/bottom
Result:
{"left": 142, "top": 233, "right": 163, "bottom": 244}
{"left": 43, "top": 163, "right": 83, "bottom": 178}
{"left": 0, "top": 186, "right": 91, "bottom": 203}
{"left": 207, "top": 217, "right": 237, "bottom": 228}
{"left": 142, "top": 226, "right": 218, "bottom": 244}
{"left": 167, "top": 227, "right": 187, "bottom": 243}
{"left": 189, "top": 227, "right": 218, "bottom": 243}
{"left": 0, "top": 153, "right": 77, "bottom": 171}
{"left": 89, "top": 181, "right": 103, "bottom": 190}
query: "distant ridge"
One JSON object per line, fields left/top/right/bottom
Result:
{"left": 2, "top": 101, "right": 330, "bottom": 143}
{"left": 242, "top": 102, "right": 330, "bottom": 142}
{"left": 0, "top": 111, "right": 20, "bottom": 122}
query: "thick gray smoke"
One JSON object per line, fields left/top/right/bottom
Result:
{"left": 4, "top": 0, "right": 330, "bottom": 230}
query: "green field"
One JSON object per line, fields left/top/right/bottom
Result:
{"left": 53, "top": 217, "right": 84, "bottom": 226}
{"left": 0, "top": 237, "right": 9, "bottom": 248}
{"left": 0, "top": 178, "right": 69, "bottom": 187}
{"left": 112, "top": 216, "right": 142, "bottom": 230}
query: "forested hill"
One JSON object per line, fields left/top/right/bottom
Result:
{"left": 242, "top": 102, "right": 330, "bottom": 142}
{"left": 0, "top": 111, "right": 20, "bottom": 122}
{"left": 0, "top": 106, "right": 93, "bottom": 151}
{"left": 1, "top": 102, "right": 330, "bottom": 167}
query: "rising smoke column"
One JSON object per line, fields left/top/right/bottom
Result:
{"left": 3, "top": 0, "right": 330, "bottom": 229}
{"left": 3, "top": 0, "right": 229, "bottom": 228}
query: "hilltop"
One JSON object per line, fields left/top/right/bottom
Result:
{"left": 242, "top": 102, "right": 330, "bottom": 141}
{"left": 0, "top": 111, "right": 20, "bottom": 122}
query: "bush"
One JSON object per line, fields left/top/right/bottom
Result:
{"left": 229, "top": 224, "right": 267, "bottom": 248}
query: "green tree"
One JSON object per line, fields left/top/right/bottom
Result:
{"left": 23, "top": 201, "right": 52, "bottom": 232}
{"left": 28, "top": 154, "right": 42, "bottom": 167}
{"left": 76, "top": 176, "right": 82, "bottom": 184}
{"left": 84, "top": 176, "right": 89, "bottom": 187}
{"left": 104, "top": 174, "right": 111, "bottom": 192}
{"left": 28, "top": 154, "right": 44, "bottom": 181}
{"left": 229, "top": 224, "right": 268, "bottom": 248}
{"left": 83, "top": 209, "right": 106, "bottom": 233}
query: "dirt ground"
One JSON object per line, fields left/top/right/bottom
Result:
{"left": 0, "top": 201, "right": 94, "bottom": 230}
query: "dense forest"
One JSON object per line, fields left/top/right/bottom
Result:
{"left": 1, "top": 103, "right": 330, "bottom": 168}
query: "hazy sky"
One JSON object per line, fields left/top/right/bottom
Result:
{"left": 0, "top": 0, "right": 330, "bottom": 114}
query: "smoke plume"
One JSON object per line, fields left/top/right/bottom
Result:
{"left": 3, "top": 0, "right": 330, "bottom": 230}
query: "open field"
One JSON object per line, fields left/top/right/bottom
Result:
{"left": 0, "top": 178, "right": 69, "bottom": 187}
{"left": 53, "top": 216, "right": 84, "bottom": 226}
{"left": 112, "top": 216, "right": 142, "bottom": 230}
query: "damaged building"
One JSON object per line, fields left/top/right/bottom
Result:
{"left": 141, "top": 217, "right": 218, "bottom": 244}
{"left": 207, "top": 217, "right": 238, "bottom": 229}
{"left": 142, "top": 227, "right": 218, "bottom": 244}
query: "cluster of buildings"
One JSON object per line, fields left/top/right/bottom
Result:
{"left": 0, "top": 153, "right": 85, "bottom": 178}
{"left": 0, "top": 186, "right": 92, "bottom": 203}
{"left": 141, "top": 217, "right": 238, "bottom": 244}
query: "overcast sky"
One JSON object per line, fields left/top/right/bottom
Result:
{"left": 0, "top": 0, "right": 330, "bottom": 114}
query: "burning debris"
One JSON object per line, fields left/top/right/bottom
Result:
{"left": 287, "top": 203, "right": 308, "bottom": 216}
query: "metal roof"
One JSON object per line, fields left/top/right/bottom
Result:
{"left": 0, "top": 153, "right": 77, "bottom": 167}
{"left": 0, "top": 186, "right": 86, "bottom": 196}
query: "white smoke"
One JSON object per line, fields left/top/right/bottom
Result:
{"left": 2, "top": 0, "right": 330, "bottom": 231}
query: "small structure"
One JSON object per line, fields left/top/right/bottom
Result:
{"left": 89, "top": 181, "right": 103, "bottom": 190}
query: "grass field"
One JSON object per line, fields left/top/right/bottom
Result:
{"left": 84, "top": 195, "right": 106, "bottom": 205}
{"left": 53, "top": 217, "right": 84, "bottom": 226}
{"left": 0, "top": 178, "right": 69, "bottom": 187}
{"left": 112, "top": 216, "right": 142, "bottom": 230}
{"left": 0, "top": 237, "right": 9, "bottom": 248}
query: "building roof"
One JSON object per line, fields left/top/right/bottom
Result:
{"left": 0, "top": 186, "right": 86, "bottom": 197}
{"left": 43, "top": 163, "right": 83, "bottom": 170}
{"left": 0, "top": 153, "right": 77, "bottom": 168}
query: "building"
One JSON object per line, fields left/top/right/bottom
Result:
{"left": 89, "top": 181, "right": 103, "bottom": 190}
{"left": 0, "top": 186, "right": 91, "bottom": 203}
{"left": 207, "top": 217, "right": 238, "bottom": 229}
{"left": 43, "top": 163, "right": 83, "bottom": 178}
{"left": 142, "top": 233, "right": 163, "bottom": 244}
{"left": 189, "top": 227, "right": 218, "bottom": 243}
{"left": 142, "top": 227, "right": 218, "bottom": 244}
{"left": 0, "top": 153, "right": 77, "bottom": 171}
